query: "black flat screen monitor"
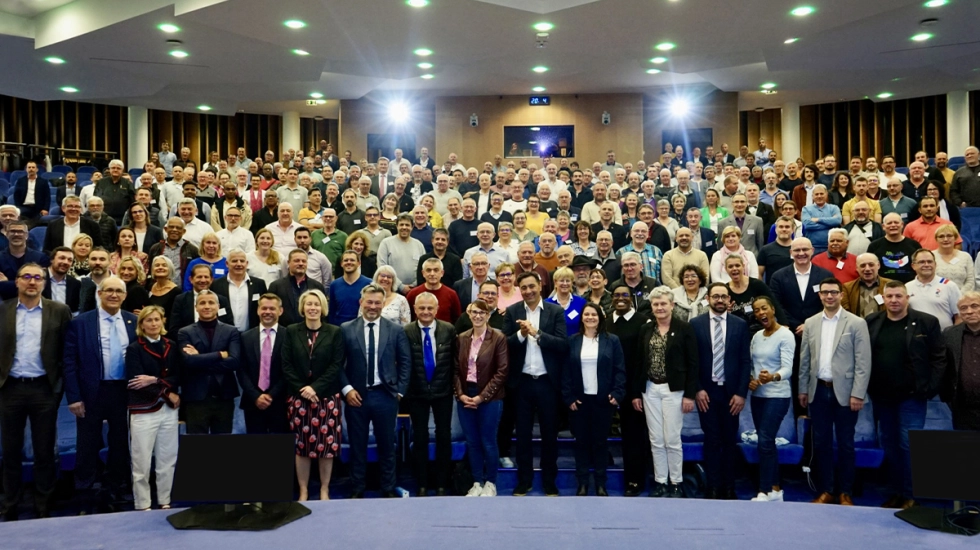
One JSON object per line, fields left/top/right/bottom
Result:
{"left": 909, "top": 430, "right": 980, "bottom": 501}
{"left": 172, "top": 434, "right": 295, "bottom": 503}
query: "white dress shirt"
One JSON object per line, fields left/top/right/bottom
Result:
{"left": 62, "top": 218, "right": 81, "bottom": 248}
{"left": 182, "top": 217, "right": 211, "bottom": 248}
{"left": 795, "top": 265, "right": 812, "bottom": 300}
{"left": 24, "top": 178, "right": 37, "bottom": 206}
{"left": 818, "top": 309, "right": 840, "bottom": 381}
{"left": 580, "top": 336, "right": 599, "bottom": 395}
{"left": 517, "top": 301, "right": 547, "bottom": 376}
{"left": 226, "top": 276, "right": 251, "bottom": 331}
{"left": 217, "top": 226, "right": 257, "bottom": 256}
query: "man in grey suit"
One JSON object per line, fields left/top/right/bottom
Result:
{"left": 339, "top": 284, "right": 412, "bottom": 498}
{"left": 798, "top": 277, "right": 871, "bottom": 506}
{"left": 0, "top": 263, "right": 73, "bottom": 519}
{"left": 716, "top": 193, "right": 765, "bottom": 255}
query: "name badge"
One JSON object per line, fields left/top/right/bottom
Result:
{"left": 836, "top": 261, "right": 845, "bottom": 270}
{"left": 470, "top": 230, "right": 477, "bottom": 236}
{"left": 214, "top": 268, "right": 225, "bottom": 275}
{"left": 900, "top": 213, "right": 908, "bottom": 219}
{"left": 293, "top": 193, "right": 301, "bottom": 200}
{"left": 951, "top": 257, "right": 960, "bottom": 265}
{"left": 874, "top": 294, "right": 884, "bottom": 305}
{"left": 218, "top": 308, "right": 228, "bottom": 316}
{"left": 268, "top": 266, "right": 279, "bottom": 273}
{"left": 568, "top": 310, "right": 579, "bottom": 320}
{"left": 322, "top": 236, "right": 331, "bottom": 243}
{"left": 812, "top": 284, "right": 820, "bottom": 293}
{"left": 747, "top": 229, "right": 755, "bottom": 235}
{"left": 700, "top": 299, "right": 708, "bottom": 307}
{"left": 354, "top": 219, "right": 362, "bottom": 225}
{"left": 252, "top": 293, "right": 260, "bottom": 301}
{"left": 150, "top": 199, "right": 157, "bottom": 204}
{"left": 744, "top": 304, "right": 753, "bottom": 313}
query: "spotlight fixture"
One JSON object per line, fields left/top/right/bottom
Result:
{"left": 45, "top": 56, "right": 65, "bottom": 64}
{"left": 414, "top": 48, "right": 433, "bottom": 56}
{"left": 646, "top": 69, "right": 661, "bottom": 74}
{"left": 60, "top": 86, "right": 78, "bottom": 93}
{"left": 784, "top": 37, "right": 799, "bottom": 44}
{"left": 670, "top": 98, "right": 691, "bottom": 117}
{"left": 533, "top": 22, "right": 554, "bottom": 32}
{"left": 655, "top": 42, "right": 676, "bottom": 51}
{"left": 924, "top": 0, "right": 947, "bottom": 6}
{"left": 877, "top": 92, "right": 893, "bottom": 99}
{"left": 911, "top": 33, "right": 933, "bottom": 41}
{"left": 650, "top": 57, "right": 667, "bottom": 64}
{"left": 169, "top": 50, "right": 189, "bottom": 58}
{"left": 292, "top": 49, "right": 310, "bottom": 56}
{"left": 406, "top": 0, "right": 429, "bottom": 6}
{"left": 310, "top": 92, "right": 324, "bottom": 99}
{"left": 198, "top": 105, "right": 212, "bottom": 111}
{"left": 421, "top": 74, "right": 434, "bottom": 79}
{"left": 761, "top": 82, "right": 777, "bottom": 89}
{"left": 417, "top": 62, "right": 433, "bottom": 69}
{"left": 532, "top": 86, "right": 546, "bottom": 92}
{"left": 532, "top": 66, "right": 549, "bottom": 73}
{"left": 284, "top": 20, "right": 306, "bottom": 29}
{"left": 158, "top": 23, "right": 180, "bottom": 33}
{"left": 790, "top": 6, "right": 815, "bottom": 16}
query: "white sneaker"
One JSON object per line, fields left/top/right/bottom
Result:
{"left": 751, "top": 492, "right": 771, "bottom": 501}
{"left": 767, "top": 489, "right": 784, "bottom": 502}
{"left": 499, "top": 457, "right": 514, "bottom": 468}
{"left": 480, "top": 482, "right": 497, "bottom": 497}
{"left": 466, "top": 483, "right": 483, "bottom": 497}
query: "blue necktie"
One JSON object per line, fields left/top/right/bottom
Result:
{"left": 422, "top": 326, "right": 436, "bottom": 383}
{"left": 108, "top": 316, "right": 124, "bottom": 380}
{"left": 367, "top": 322, "right": 376, "bottom": 386}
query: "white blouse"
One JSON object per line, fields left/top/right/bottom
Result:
{"left": 581, "top": 336, "right": 600, "bottom": 395}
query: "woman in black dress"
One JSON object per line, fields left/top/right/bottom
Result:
{"left": 145, "top": 256, "right": 181, "bottom": 313}
{"left": 117, "top": 255, "right": 150, "bottom": 314}
{"left": 724, "top": 254, "right": 786, "bottom": 335}
{"left": 282, "top": 289, "right": 345, "bottom": 501}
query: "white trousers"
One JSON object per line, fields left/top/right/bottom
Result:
{"left": 130, "top": 406, "right": 179, "bottom": 509}
{"left": 642, "top": 381, "right": 685, "bottom": 484}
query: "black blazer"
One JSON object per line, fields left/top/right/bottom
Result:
{"left": 691, "top": 313, "right": 752, "bottom": 399}
{"left": 453, "top": 277, "right": 479, "bottom": 309}
{"left": 42, "top": 217, "right": 103, "bottom": 252}
{"left": 13, "top": 176, "right": 51, "bottom": 215}
{"left": 748, "top": 202, "right": 776, "bottom": 233}
{"left": 403, "top": 320, "right": 457, "bottom": 400}
{"left": 238, "top": 324, "right": 287, "bottom": 410}
{"left": 177, "top": 321, "right": 242, "bottom": 401}
{"left": 281, "top": 322, "right": 345, "bottom": 398}
{"left": 561, "top": 332, "right": 626, "bottom": 406}
{"left": 502, "top": 300, "right": 568, "bottom": 391}
{"left": 55, "top": 184, "right": 81, "bottom": 209}
{"left": 136, "top": 225, "right": 165, "bottom": 254}
{"left": 268, "top": 276, "right": 326, "bottom": 327}
{"left": 79, "top": 277, "right": 98, "bottom": 313}
{"left": 591, "top": 221, "right": 629, "bottom": 251}
{"left": 209, "top": 276, "right": 268, "bottom": 331}
{"left": 168, "top": 290, "right": 234, "bottom": 334}
{"left": 635, "top": 318, "right": 700, "bottom": 399}
{"left": 0, "top": 297, "right": 72, "bottom": 391}
{"left": 41, "top": 272, "right": 81, "bottom": 313}
{"left": 769, "top": 263, "right": 835, "bottom": 329}
{"left": 698, "top": 227, "right": 719, "bottom": 258}
{"left": 867, "top": 308, "right": 946, "bottom": 401}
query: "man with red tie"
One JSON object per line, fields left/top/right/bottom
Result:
{"left": 238, "top": 294, "right": 289, "bottom": 434}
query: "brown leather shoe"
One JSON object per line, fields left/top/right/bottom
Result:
{"left": 881, "top": 495, "right": 904, "bottom": 509}
{"left": 811, "top": 492, "right": 835, "bottom": 504}
{"left": 839, "top": 493, "right": 854, "bottom": 506}
{"left": 901, "top": 499, "right": 915, "bottom": 510}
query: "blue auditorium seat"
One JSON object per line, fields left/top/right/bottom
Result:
{"left": 958, "top": 208, "right": 980, "bottom": 257}
{"left": 41, "top": 172, "right": 62, "bottom": 182}
{"left": 681, "top": 410, "right": 705, "bottom": 462}
{"left": 0, "top": 178, "right": 8, "bottom": 197}
{"left": 128, "top": 168, "right": 143, "bottom": 181}
{"left": 796, "top": 398, "right": 885, "bottom": 469}
{"left": 9, "top": 170, "right": 26, "bottom": 183}
{"left": 737, "top": 395, "right": 804, "bottom": 465}
{"left": 52, "top": 165, "right": 72, "bottom": 175}
{"left": 29, "top": 226, "right": 46, "bottom": 248}
{"left": 923, "top": 396, "right": 953, "bottom": 430}
{"left": 76, "top": 166, "right": 96, "bottom": 178}
{"left": 895, "top": 167, "right": 909, "bottom": 176}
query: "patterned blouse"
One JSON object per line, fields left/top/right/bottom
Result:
{"left": 647, "top": 329, "right": 668, "bottom": 382}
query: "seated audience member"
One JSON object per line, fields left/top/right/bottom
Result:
{"left": 12, "top": 161, "right": 51, "bottom": 221}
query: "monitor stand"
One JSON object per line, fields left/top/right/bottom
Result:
{"left": 167, "top": 502, "right": 311, "bottom": 531}
{"left": 896, "top": 502, "right": 980, "bottom": 536}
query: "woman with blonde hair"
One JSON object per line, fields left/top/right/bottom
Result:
{"left": 247, "top": 228, "right": 283, "bottom": 286}
{"left": 373, "top": 265, "right": 410, "bottom": 324}
{"left": 546, "top": 267, "right": 587, "bottom": 334}
{"left": 118, "top": 255, "right": 150, "bottom": 313}
{"left": 69, "top": 233, "right": 94, "bottom": 277}
{"left": 710, "top": 225, "right": 759, "bottom": 283}
{"left": 182, "top": 233, "right": 227, "bottom": 291}
{"left": 933, "top": 224, "right": 973, "bottom": 291}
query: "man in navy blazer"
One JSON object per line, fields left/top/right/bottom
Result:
{"left": 769, "top": 237, "right": 835, "bottom": 335}
{"left": 12, "top": 161, "right": 51, "bottom": 221}
{"left": 178, "top": 289, "right": 242, "bottom": 434}
{"left": 63, "top": 276, "right": 138, "bottom": 510}
{"left": 686, "top": 209, "right": 719, "bottom": 258}
{"left": 503, "top": 271, "right": 568, "bottom": 496}
{"left": 339, "top": 283, "right": 412, "bottom": 498}
{"left": 238, "top": 294, "right": 288, "bottom": 434}
{"left": 42, "top": 247, "right": 82, "bottom": 314}
{"left": 691, "top": 283, "right": 752, "bottom": 500}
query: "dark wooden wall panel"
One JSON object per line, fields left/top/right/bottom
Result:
{"left": 149, "top": 111, "right": 283, "bottom": 167}
{"left": 299, "top": 118, "right": 339, "bottom": 156}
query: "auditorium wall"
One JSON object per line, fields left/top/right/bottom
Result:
{"left": 643, "top": 89, "right": 741, "bottom": 163}
{"left": 339, "top": 97, "right": 437, "bottom": 163}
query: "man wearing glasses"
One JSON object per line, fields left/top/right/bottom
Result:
{"left": 0, "top": 220, "right": 50, "bottom": 286}
{"left": 0, "top": 263, "right": 73, "bottom": 519}
{"left": 211, "top": 180, "right": 252, "bottom": 232}
{"left": 798, "top": 278, "right": 872, "bottom": 506}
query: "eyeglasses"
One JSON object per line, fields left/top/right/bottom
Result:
{"left": 709, "top": 294, "right": 729, "bottom": 300}
{"left": 18, "top": 274, "right": 43, "bottom": 282}
{"left": 100, "top": 288, "right": 127, "bottom": 295}
{"left": 612, "top": 292, "right": 632, "bottom": 299}
{"left": 818, "top": 290, "right": 841, "bottom": 296}
{"left": 468, "top": 310, "right": 488, "bottom": 317}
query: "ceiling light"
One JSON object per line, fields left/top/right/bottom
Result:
{"left": 646, "top": 69, "right": 662, "bottom": 74}
{"left": 877, "top": 92, "right": 893, "bottom": 99}
{"left": 315, "top": 99, "right": 326, "bottom": 105}
{"left": 310, "top": 92, "right": 323, "bottom": 99}
{"left": 198, "top": 105, "right": 212, "bottom": 111}
{"left": 284, "top": 20, "right": 306, "bottom": 29}
{"left": 158, "top": 23, "right": 180, "bottom": 33}
{"left": 924, "top": 0, "right": 948, "bottom": 6}
{"left": 911, "top": 33, "right": 933, "bottom": 41}
{"left": 891, "top": 77, "right": 903, "bottom": 82}
{"left": 414, "top": 48, "right": 432, "bottom": 56}
{"left": 670, "top": 98, "right": 691, "bottom": 117}
{"left": 60, "top": 86, "right": 78, "bottom": 93}
{"left": 650, "top": 57, "right": 667, "bottom": 64}
{"left": 784, "top": 37, "right": 799, "bottom": 44}
{"left": 654, "top": 42, "right": 676, "bottom": 51}
{"left": 45, "top": 56, "right": 65, "bottom": 64}
{"left": 532, "top": 86, "right": 546, "bottom": 92}
{"left": 406, "top": 0, "right": 429, "bottom": 6}
{"left": 169, "top": 50, "right": 189, "bottom": 58}
{"left": 533, "top": 22, "right": 554, "bottom": 32}
{"left": 389, "top": 101, "right": 409, "bottom": 123}
{"left": 532, "top": 66, "right": 549, "bottom": 73}
{"left": 530, "top": 127, "right": 541, "bottom": 131}
{"left": 292, "top": 49, "right": 310, "bottom": 56}
{"left": 790, "top": 6, "right": 815, "bottom": 16}
{"left": 417, "top": 62, "right": 433, "bottom": 69}
{"left": 761, "top": 82, "right": 777, "bottom": 89}
{"left": 420, "top": 74, "right": 434, "bottom": 79}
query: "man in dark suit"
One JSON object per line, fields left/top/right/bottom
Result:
{"left": 269, "top": 249, "right": 326, "bottom": 326}
{"left": 339, "top": 284, "right": 412, "bottom": 498}
{"left": 55, "top": 171, "right": 81, "bottom": 208}
{"left": 238, "top": 293, "right": 288, "bottom": 434}
{"left": 503, "top": 271, "right": 568, "bottom": 496}
{"left": 691, "top": 283, "right": 752, "bottom": 500}
{"left": 0, "top": 263, "right": 72, "bottom": 520}
{"left": 42, "top": 195, "right": 102, "bottom": 252}
{"left": 686, "top": 209, "right": 718, "bottom": 259}
{"left": 453, "top": 251, "right": 492, "bottom": 310}
{"left": 78, "top": 247, "right": 110, "bottom": 313}
{"left": 769, "top": 237, "right": 835, "bottom": 336}
{"left": 371, "top": 158, "right": 393, "bottom": 200}
{"left": 42, "top": 247, "right": 81, "bottom": 313}
{"left": 169, "top": 264, "right": 234, "bottom": 334}
{"left": 209, "top": 249, "right": 267, "bottom": 332}
{"left": 403, "top": 293, "right": 457, "bottom": 496}
{"left": 12, "top": 161, "right": 51, "bottom": 221}
{"left": 942, "top": 292, "right": 980, "bottom": 431}
{"left": 178, "top": 289, "right": 242, "bottom": 434}
{"left": 63, "top": 275, "right": 138, "bottom": 512}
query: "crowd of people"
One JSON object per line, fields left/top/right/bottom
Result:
{"left": 1, "top": 139, "right": 979, "bottom": 519}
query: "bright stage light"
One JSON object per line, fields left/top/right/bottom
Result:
{"left": 389, "top": 101, "right": 410, "bottom": 123}
{"left": 670, "top": 98, "right": 690, "bottom": 117}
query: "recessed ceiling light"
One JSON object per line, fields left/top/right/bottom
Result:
{"left": 169, "top": 50, "right": 189, "bottom": 58}
{"left": 911, "top": 33, "right": 933, "bottom": 41}
{"left": 654, "top": 42, "right": 675, "bottom": 51}
{"left": 310, "top": 92, "right": 323, "bottom": 99}
{"left": 790, "top": 6, "right": 815, "bottom": 17}
{"left": 532, "top": 86, "right": 546, "bottom": 92}
{"left": 158, "top": 23, "right": 180, "bottom": 33}
{"left": 532, "top": 66, "right": 549, "bottom": 73}
{"left": 533, "top": 22, "right": 554, "bottom": 32}
{"left": 60, "top": 86, "right": 78, "bottom": 93}
{"left": 761, "top": 82, "right": 777, "bottom": 89}
{"left": 784, "top": 37, "right": 799, "bottom": 44}
{"left": 877, "top": 92, "right": 893, "bottom": 99}
{"left": 45, "top": 56, "right": 65, "bottom": 64}
{"left": 406, "top": 0, "right": 429, "bottom": 7}
{"left": 646, "top": 69, "right": 662, "bottom": 74}
{"left": 420, "top": 74, "right": 434, "bottom": 79}
{"left": 650, "top": 57, "right": 667, "bottom": 64}
{"left": 924, "top": 0, "right": 948, "bottom": 6}
{"left": 198, "top": 105, "right": 212, "bottom": 111}
{"left": 417, "top": 62, "right": 433, "bottom": 69}
{"left": 284, "top": 20, "right": 306, "bottom": 29}
{"left": 292, "top": 49, "right": 310, "bottom": 56}
{"left": 414, "top": 48, "right": 432, "bottom": 56}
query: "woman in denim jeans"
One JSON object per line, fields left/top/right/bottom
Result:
{"left": 455, "top": 299, "right": 509, "bottom": 497}
{"left": 748, "top": 295, "right": 795, "bottom": 502}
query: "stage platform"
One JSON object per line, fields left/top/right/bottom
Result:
{"left": 0, "top": 497, "right": 973, "bottom": 550}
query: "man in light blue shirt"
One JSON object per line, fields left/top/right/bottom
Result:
{"left": 463, "top": 222, "right": 510, "bottom": 278}
{"left": 616, "top": 222, "right": 663, "bottom": 283}
{"left": 802, "top": 185, "right": 843, "bottom": 255}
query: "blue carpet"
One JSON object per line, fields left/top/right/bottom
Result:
{"left": 0, "top": 498, "right": 974, "bottom": 549}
